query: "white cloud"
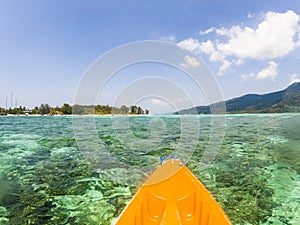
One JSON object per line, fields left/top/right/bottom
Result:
{"left": 198, "top": 40, "right": 215, "bottom": 55}
{"left": 247, "top": 12, "right": 255, "bottom": 18}
{"left": 234, "top": 59, "right": 244, "bottom": 66}
{"left": 215, "top": 25, "right": 242, "bottom": 38}
{"left": 150, "top": 97, "right": 192, "bottom": 108}
{"left": 161, "top": 34, "right": 176, "bottom": 42}
{"left": 178, "top": 10, "right": 300, "bottom": 75}
{"left": 178, "top": 39, "right": 223, "bottom": 60}
{"left": 241, "top": 61, "right": 278, "bottom": 81}
{"left": 241, "top": 73, "right": 255, "bottom": 81}
{"left": 178, "top": 39, "right": 230, "bottom": 73}
{"left": 289, "top": 73, "right": 300, "bottom": 85}
{"left": 217, "top": 10, "right": 300, "bottom": 59}
{"left": 150, "top": 99, "right": 169, "bottom": 106}
{"left": 181, "top": 55, "right": 200, "bottom": 68}
{"left": 199, "top": 27, "right": 215, "bottom": 35}
{"left": 218, "top": 60, "right": 232, "bottom": 75}
{"left": 173, "top": 97, "right": 190, "bottom": 104}
{"left": 177, "top": 38, "right": 201, "bottom": 52}
{"left": 256, "top": 61, "right": 278, "bottom": 81}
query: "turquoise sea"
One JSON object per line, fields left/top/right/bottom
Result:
{"left": 0, "top": 114, "right": 299, "bottom": 225}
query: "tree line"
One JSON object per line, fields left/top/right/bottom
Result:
{"left": 0, "top": 103, "right": 149, "bottom": 115}
{"left": 73, "top": 104, "right": 149, "bottom": 115}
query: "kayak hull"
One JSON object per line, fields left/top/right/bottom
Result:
{"left": 115, "top": 158, "right": 232, "bottom": 225}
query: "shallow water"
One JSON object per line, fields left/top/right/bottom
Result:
{"left": 0, "top": 114, "right": 299, "bottom": 224}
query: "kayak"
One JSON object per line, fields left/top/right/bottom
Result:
{"left": 114, "top": 158, "right": 232, "bottom": 225}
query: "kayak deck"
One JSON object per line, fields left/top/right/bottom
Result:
{"left": 115, "top": 158, "right": 232, "bottom": 225}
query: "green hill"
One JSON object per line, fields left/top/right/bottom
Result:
{"left": 175, "top": 82, "right": 300, "bottom": 114}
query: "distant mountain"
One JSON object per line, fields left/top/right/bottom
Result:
{"left": 175, "top": 82, "right": 300, "bottom": 114}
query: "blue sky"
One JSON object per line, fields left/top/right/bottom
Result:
{"left": 0, "top": 0, "right": 300, "bottom": 113}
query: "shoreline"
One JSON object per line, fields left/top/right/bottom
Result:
{"left": 1, "top": 114, "right": 153, "bottom": 117}
{"left": 1, "top": 112, "right": 300, "bottom": 117}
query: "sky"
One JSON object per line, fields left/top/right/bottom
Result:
{"left": 0, "top": 0, "right": 300, "bottom": 114}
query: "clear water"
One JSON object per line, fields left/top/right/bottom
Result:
{"left": 0, "top": 114, "right": 299, "bottom": 225}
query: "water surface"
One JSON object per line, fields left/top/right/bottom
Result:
{"left": 0, "top": 114, "right": 299, "bottom": 224}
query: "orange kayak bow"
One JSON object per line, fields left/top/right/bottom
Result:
{"left": 115, "top": 158, "right": 232, "bottom": 225}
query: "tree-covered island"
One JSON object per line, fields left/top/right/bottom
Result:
{"left": 0, "top": 103, "right": 149, "bottom": 116}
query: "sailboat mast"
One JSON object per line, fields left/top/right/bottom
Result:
{"left": 5, "top": 94, "right": 8, "bottom": 110}
{"left": 10, "top": 92, "right": 13, "bottom": 109}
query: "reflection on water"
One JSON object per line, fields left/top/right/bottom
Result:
{"left": 0, "top": 114, "right": 299, "bottom": 224}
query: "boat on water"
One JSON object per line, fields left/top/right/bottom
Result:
{"left": 115, "top": 158, "right": 232, "bottom": 225}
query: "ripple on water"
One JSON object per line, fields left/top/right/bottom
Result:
{"left": 0, "top": 115, "right": 299, "bottom": 224}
